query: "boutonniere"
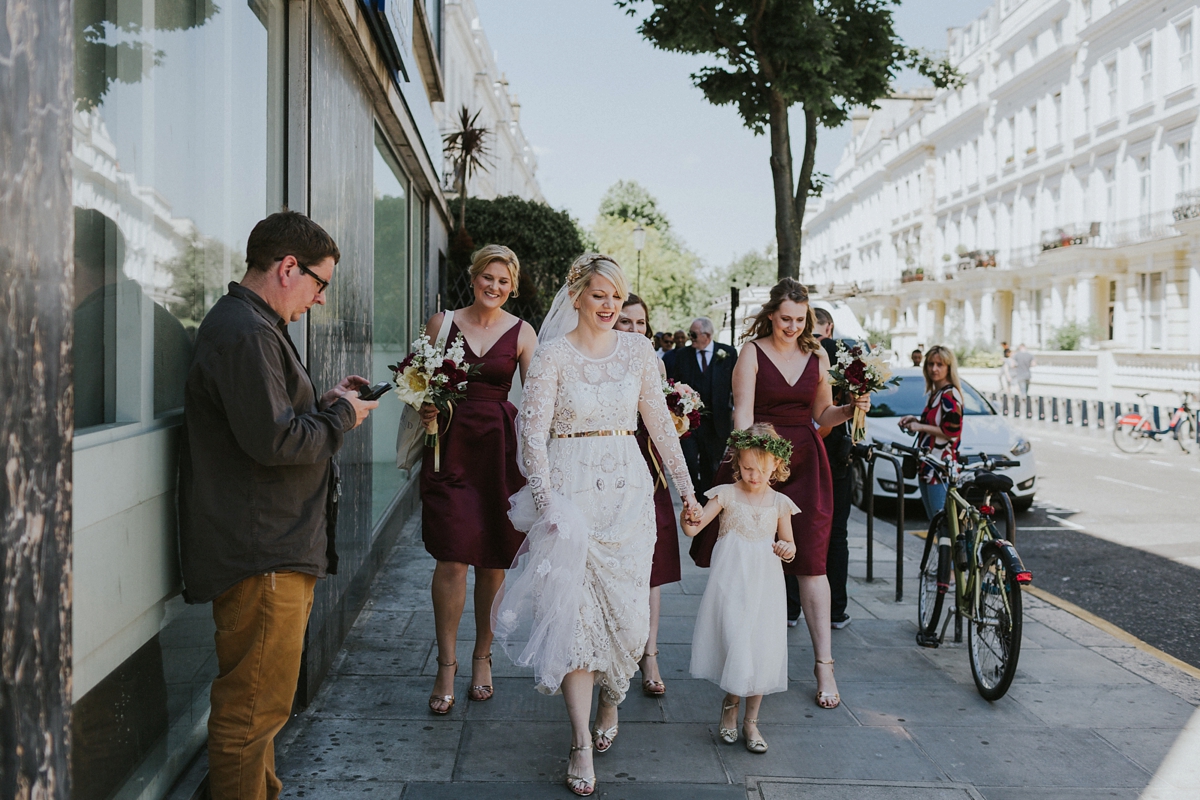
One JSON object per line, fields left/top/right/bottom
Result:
{"left": 715, "top": 349, "right": 729, "bottom": 361}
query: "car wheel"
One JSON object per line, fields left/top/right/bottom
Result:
{"left": 1010, "top": 493, "right": 1034, "bottom": 513}
{"left": 850, "top": 461, "right": 868, "bottom": 510}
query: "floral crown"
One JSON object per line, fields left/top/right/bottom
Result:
{"left": 566, "top": 254, "right": 620, "bottom": 287}
{"left": 727, "top": 428, "right": 793, "bottom": 463}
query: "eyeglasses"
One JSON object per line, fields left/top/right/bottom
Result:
{"left": 687, "top": 331, "right": 701, "bottom": 340}
{"left": 277, "top": 257, "right": 329, "bottom": 294}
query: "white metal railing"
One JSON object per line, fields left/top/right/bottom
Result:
{"left": 1173, "top": 190, "right": 1200, "bottom": 222}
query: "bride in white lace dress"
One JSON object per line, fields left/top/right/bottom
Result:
{"left": 494, "top": 254, "right": 698, "bottom": 796}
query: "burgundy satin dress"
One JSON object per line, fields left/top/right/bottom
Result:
{"left": 420, "top": 320, "right": 526, "bottom": 568}
{"left": 689, "top": 342, "right": 833, "bottom": 576}
{"left": 638, "top": 428, "right": 682, "bottom": 587}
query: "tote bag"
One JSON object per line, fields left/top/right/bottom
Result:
{"left": 396, "top": 309, "right": 454, "bottom": 470}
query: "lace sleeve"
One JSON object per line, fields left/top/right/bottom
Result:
{"left": 519, "top": 343, "right": 559, "bottom": 511}
{"left": 636, "top": 339, "right": 694, "bottom": 499}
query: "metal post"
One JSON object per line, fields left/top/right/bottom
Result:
{"left": 870, "top": 452, "right": 906, "bottom": 602}
{"left": 864, "top": 458, "right": 875, "bottom": 582}
{"left": 730, "top": 286, "right": 740, "bottom": 344}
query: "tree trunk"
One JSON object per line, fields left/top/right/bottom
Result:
{"left": 0, "top": 0, "right": 75, "bottom": 797}
{"left": 793, "top": 108, "right": 819, "bottom": 279}
{"left": 767, "top": 89, "right": 801, "bottom": 280}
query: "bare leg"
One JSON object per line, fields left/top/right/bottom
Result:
{"left": 469, "top": 567, "right": 505, "bottom": 697}
{"left": 639, "top": 586, "right": 664, "bottom": 689}
{"left": 743, "top": 694, "right": 764, "bottom": 739}
{"left": 798, "top": 574, "right": 839, "bottom": 705}
{"left": 720, "top": 692, "right": 740, "bottom": 730}
{"left": 562, "top": 670, "right": 596, "bottom": 791}
{"left": 430, "top": 560, "right": 469, "bottom": 711}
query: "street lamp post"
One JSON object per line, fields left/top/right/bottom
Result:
{"left": 632, "top": 224, "right": 645, "bottom": 294}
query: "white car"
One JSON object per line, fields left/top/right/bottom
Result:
{"left": 850, "top": 368, "right": 1037, "bottom": 512}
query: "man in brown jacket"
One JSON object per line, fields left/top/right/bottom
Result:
{"left": 179, "top": 210, "right": 377, "bottom": 800}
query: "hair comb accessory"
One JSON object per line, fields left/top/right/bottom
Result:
{"left": 727, "top": 428, "right": 794, "bottom": 463}
{"left": 566, "top": 254, "right": 621, "bottom": 288}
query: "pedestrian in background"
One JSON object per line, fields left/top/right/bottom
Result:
{"left": 178, "top": 210, "right": 378, "bottom": 800}
{"left": 999, "top": 347, "right": 1015, "bottom": 394}
{"left": 417, "top": 245, "right": 538, "bottom": 715}
{"left": 668, "top": 317, "right": 737, "bottom": 495}
{"left": 1013, "top": 343, "right": 1035, "bottom": 397}
{"left": 662, "top": 329, "right": 687, "bottom": 372}
{"left": 616, "top": 295, "right": 678, "bottom": 698}
{"left": 911, "top": 348, "right": 924, "bottom": 367}
{"left": 898, "top": 345, "right": 964, "bottom": 520}
{"left": 812, "top": 307, "right": 853, "bottom": 630}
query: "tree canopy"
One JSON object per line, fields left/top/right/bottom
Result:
{"left": 617, "top": 0, "right": 959, "bottom": 279}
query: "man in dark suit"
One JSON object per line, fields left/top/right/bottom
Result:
{"left": 668, "top": 316, "right": 737, "bottom": 495}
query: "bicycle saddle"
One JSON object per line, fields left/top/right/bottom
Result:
{"left": 962, "top": 471, "right": 1014, "bottom": 493}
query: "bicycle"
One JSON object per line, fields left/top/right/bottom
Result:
{"left": 1112, "top": 391, "right": 1196, "bottom": 454}
{"left": 892, "top": 443, "right": 1033, "bottom": 701}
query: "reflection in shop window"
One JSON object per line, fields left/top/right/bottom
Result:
{"left": 70, "top": 0, "right": 283, "bottom": 797}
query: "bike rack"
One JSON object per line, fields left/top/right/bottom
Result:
{"left": 861, "top": 444, "right": 907, "bottom": 603}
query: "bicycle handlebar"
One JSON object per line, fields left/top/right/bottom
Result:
{"left": 884, "top": 443, "right": 1019, "bottom": 478}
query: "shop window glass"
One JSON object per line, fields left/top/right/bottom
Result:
{"left": 70, "top": 0, "right": 283, "bottom": 797}
{"left": 372, "top": 131, "right": 412, "bottom": 524}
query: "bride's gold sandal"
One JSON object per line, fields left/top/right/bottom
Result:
{"left": 468, "top": 653, "right": 494, "bottom": 702}
{"left": 742, "top": 718, "right": 768, "bottom": 754}
{"left": 591, "top": 701, "right": 619, "bottom": 753}
{"left": 814, "top": 658, "right": 841, "bottom": 709}
{"left": 640, "top": 650, "right": 666, "bottom": 697}
{"left": 719, "top": 698, "right": 740, "bottom": 744}
{"left": 566, "top": 744, "right": 596, "bottom": 796}
{"left": 428, "top": 658, "right": 457, "bottom": 715}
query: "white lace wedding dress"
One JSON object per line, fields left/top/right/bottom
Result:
{"left": 494, "top": 332, "right": 693, "bottom": 704}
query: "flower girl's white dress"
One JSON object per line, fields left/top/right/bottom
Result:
{"left": 690, "top": 484, "right": 798, "bottom": 697}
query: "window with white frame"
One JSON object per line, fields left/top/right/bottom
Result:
{"left": 1105, "top": 59, "right": 1118, "bottom": 118}
{"left": 1178, "top": 140, "right": 1193, "bottom": 195}
{"left": 1106, "top": 279, "right": 1117, "bottom": 340}
{"left": 1105, "top": 166, "right": 1116, "bottom": 229}
{"left": 1028, "top": 104, "right": 1038, "bottom": 152}
{"left": 1005, "top": 116, "right": 1016, "bottom": 163}
{"left": 1082, "top": 0, "right": 1092, "bottom": 25}
{"left": 1053, "top": 92, "right": 1063, "bottom": 142}
{"left": 1053, "top": 18, "right": 1063, "bottom": 47}
{"left": 1138, "top": 155, "right": 1152, "bottom": 228}
{"left": 1081, "top": 77, "right": 1091, "bottom": 130}
{"left": 1139, "top": 41, "right": 1154, "bottom": 104}
{"left": 1141, "top": 272, "right": 1164, "bottom": 349}
{"left": 1179, "top": 22, "right": 1194, "bottom": 86}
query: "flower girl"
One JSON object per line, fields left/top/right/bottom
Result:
{"left": 682, "top": 424, "right": 798, "bottom": 754}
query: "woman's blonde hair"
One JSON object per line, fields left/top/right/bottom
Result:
{"left": 728, "top": 422, "right": 792, "bottom": 485}
{"left": 469, "top": 244, "right": 521, "bottom": 298}
{"left": 922, "top": 345, "right": 963, "bottom": 398}
{"left": 621, "top": 293, "right": 653, "bottom": 339}
{"left": 742, "top": 277, "right": 818, "bottom": 354}
{"left": 567, "top": 253, "right": 628, "bottom": 301}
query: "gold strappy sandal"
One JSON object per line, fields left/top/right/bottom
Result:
{"left": 468, "top": 653, "right": 493, "bottom": 702}
{"left": 591, "top": 700, "right": 619, "bottom": 753}
{"left": 815, "top": 658, "right": 841, "bottom": 709}
{"left": 719, "top": 697, "right": 740, "bottom": 744}
{"left": 566, "top": 744, "right": 596, "bottom": 796}
{"left": 742, "top": 718, "right": 768, "bottom": 753}
{"left": 640, "top": 650, "right": 666, "bottom": 697}
{"left": 428, "top": 658, "right": 457, "bottom": 715}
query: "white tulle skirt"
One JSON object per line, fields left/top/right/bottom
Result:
{"left": 690, "top": 533, "right": 788, "bottom": 697}
{"left": 494, "top": 436, "right": 656, "bottom": 704}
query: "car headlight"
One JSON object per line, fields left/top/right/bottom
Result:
{"left": 1011, "top": 438, "right": 1031, "bottom": 456}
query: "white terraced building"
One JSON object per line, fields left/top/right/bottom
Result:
{"left": 801, "top": 0, "right": 1200, "bottom": 401}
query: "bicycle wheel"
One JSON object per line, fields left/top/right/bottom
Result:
{"left": 1175, "top": 415, "right": 1196, "bottom": 454}
{"left": 917, "top": 513, "right": 950, "bottom": 645}
{"left": 1113, "top": 419, "right": 1151, "bottom": 453}
{"left": 969, "top": 540, "right": 1024, "bottom": 701}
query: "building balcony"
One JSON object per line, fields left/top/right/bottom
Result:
{"left": 1173, "top": 191, "right": 1200, "bottom": 222}
{"left": 956, "top": 249, "right": 997, "bottom": 271}
{"left": 900, "top": 269, "right": 925, "bottom": 283}
{"left": 1040, "top": 223, "right": 1101, "bottom": 252}
{"left": 1108, "top": 211, "right": 1179, "bottom": 246}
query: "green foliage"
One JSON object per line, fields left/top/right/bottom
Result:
{"left": 599, "top": 180, "right": 672, "bottom": 230}
{"left": 957, "top": 347, "right": 1005, "bottom": 368}
{"left": 374, "top": 194, "right": 410, "bottom": 347}
{"left": 458, "top": 196, "right": 588, "bottom": 324}
{"left": 864, "top": 326, "right": 892, "bottom": 350}
{"left": 444, "top": 106, "right": 492, "bottom": 230}
{"left": 162, "top": 232, "right": 236, "bottom": 331}
{"left": 1048, "top": 320, "right": 1100, "bottom": 351}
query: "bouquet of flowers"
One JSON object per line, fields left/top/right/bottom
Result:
{"left": 828, "top": 340, "right": 898, "bottom": 443}
{"left": 664, "top": 379, "right": 704, "bottom": 438}
{"left": 389, "top": 333, "right": 476, "bottom": 471}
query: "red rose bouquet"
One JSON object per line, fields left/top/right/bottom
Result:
{"left": 828, "top": 340, "right": 897, "bottom": 443}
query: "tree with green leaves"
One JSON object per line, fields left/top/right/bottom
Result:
{"left": 616, "top": 0, "right": 961, "bottom": 280}
{"left": 443, "top": 106, "right": 491, "bottom": 232}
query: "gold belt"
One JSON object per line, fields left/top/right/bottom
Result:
{"left": 551, "top": 429, "right": 636, "bottom": 438}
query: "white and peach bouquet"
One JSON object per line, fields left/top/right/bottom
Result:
{"left": 663, "top": 379, "right": 704, "bottom": 438}
{"left": 389, "top": 333, "right": 477, "bottom": 470}
{"left": 829, "top": 340, "right": 897, "bottom": 443}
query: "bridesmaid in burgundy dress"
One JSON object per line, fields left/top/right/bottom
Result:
{"left": 691, "top": 278, "right": 869, "bottom": 709}
{"left": 615, "top": 295, "right": 677, "bottom": 697}
{"left": 418, "top": 245, "right": 539, "bottom": 715}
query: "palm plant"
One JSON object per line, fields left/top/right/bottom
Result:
{"left": 443, "top": 106, "right": 491, "bottom": 231}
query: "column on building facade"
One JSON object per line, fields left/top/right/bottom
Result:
{"left": 1074, "top": 274, "right": 1096, "bottom": 329}
{"left": 917, "top": 300, "right": 930, "bottom": 344}
{"left": 1189, "top": 241, "right": 1200, "bottom": 352}
{"left": 980, "top": 290, "right": 996, "bottom": 346}
{"left": 964, "top": 295, "right": 977, "bottom": 342}
{"left": 1050, "top": 281, "right": 1065, "bottom": 332}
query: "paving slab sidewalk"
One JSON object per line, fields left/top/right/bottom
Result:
{"left": 276, "top": 505, "right": 1200, "bottom": 800}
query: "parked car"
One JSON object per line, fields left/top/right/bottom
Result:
{"left": 850, "top": 368, "right": 1037, "bottom": 512}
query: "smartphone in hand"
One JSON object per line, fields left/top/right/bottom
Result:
{"left": 358, "top": 382, "right": 393, "bottom": 402}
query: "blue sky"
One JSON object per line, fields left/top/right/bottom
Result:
{"left": 472, "top": 0, "right": 994, "bottom": 268}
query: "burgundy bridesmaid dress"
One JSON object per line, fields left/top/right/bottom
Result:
{"left": 420, "top": 320, "right": 526, "bottom": 568}
{"left": 638, "top": 428, "right": 682, "bottom": 587}
{"left": 689, "top": 342, "right": 833, "bottom": 576}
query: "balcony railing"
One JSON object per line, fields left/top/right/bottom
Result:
{"left": 956, "top": 249, "right": 997, "bottom": 270}
{"left": 1040, "top": 222, "right": 1101, "bottom": 251}
{"left": 1107, "top": 211, "right": 1179, "bottom": 246}
{"left": 1173, "top": 191, "right": 1200, "bottom": 222}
